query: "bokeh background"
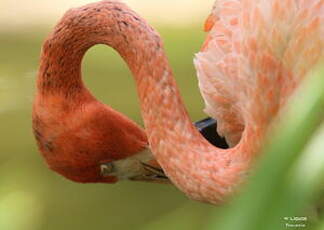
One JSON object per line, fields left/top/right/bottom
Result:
{"left": 0, "top": 0, "right": 217, "bottom": 229}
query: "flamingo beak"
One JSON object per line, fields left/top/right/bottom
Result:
{"left": 99, "top": 150, "right": 170, "bottom": 184}
{"left": 129, "top": 161, "right": 169, "bottom": 183}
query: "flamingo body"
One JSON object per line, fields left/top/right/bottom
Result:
{"left": 33, "top": 0, "right": 323, "bottom": 204}
{"left": 196, "top": 0, "right": 324, "bottom": 147}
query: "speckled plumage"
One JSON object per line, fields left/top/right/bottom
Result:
{"left": 196, "top": 0, "right": 324, "bottom": 147}
{"left": 33, "top": 0, "right": 323, "bottom": 204}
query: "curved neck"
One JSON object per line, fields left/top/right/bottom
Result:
{"left": 37, "top": 1, "right": 157, "bottom": 98}
{"left": 37, "top": 1, "right": 203, "bottom": 142}
{"left": 37, "top": 1, "right": 260, "bottom": 204}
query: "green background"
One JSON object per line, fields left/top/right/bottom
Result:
{"left": 1, "top": 3, "right": 324, "bottom": 230}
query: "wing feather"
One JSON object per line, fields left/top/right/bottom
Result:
{"left": 195, "top": 0, "right": 323, "bottom": 146}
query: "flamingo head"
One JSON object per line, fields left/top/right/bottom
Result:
{"left": 41, "top": 136, "right": 170, "bottom": 184}
{"left": 34, "top": 103, "right": 170, "bottom": 184}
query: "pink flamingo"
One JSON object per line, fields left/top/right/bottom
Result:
{"left": 33, "top": 0, "right": 323, "bottom": 204}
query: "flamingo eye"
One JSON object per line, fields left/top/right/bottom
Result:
{"left": 100, "top": 162, "right": 115, "bottom": 176}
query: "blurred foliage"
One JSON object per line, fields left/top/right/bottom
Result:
{"left": 206, "top": 66, "right": 324, "bottom": 230}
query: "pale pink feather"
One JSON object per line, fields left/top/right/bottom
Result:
{"left": 194, "top": 0, "right": 323, "bottom": 147}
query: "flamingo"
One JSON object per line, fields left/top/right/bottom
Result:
{"left": 33, "top": 0, "right": 323, "bottom": 204}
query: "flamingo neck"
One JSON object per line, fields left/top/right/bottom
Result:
{"left": 37, "top": 1, "right": 262, "bottom": 204}
{"left": 37, "top": 1, "right": 156, "bottom": 101}
{"left": 37, "top": 1, "right": 202, "bottom": 146}
{"left": 38, "top": 27, "right": 86, "bottom": 99}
